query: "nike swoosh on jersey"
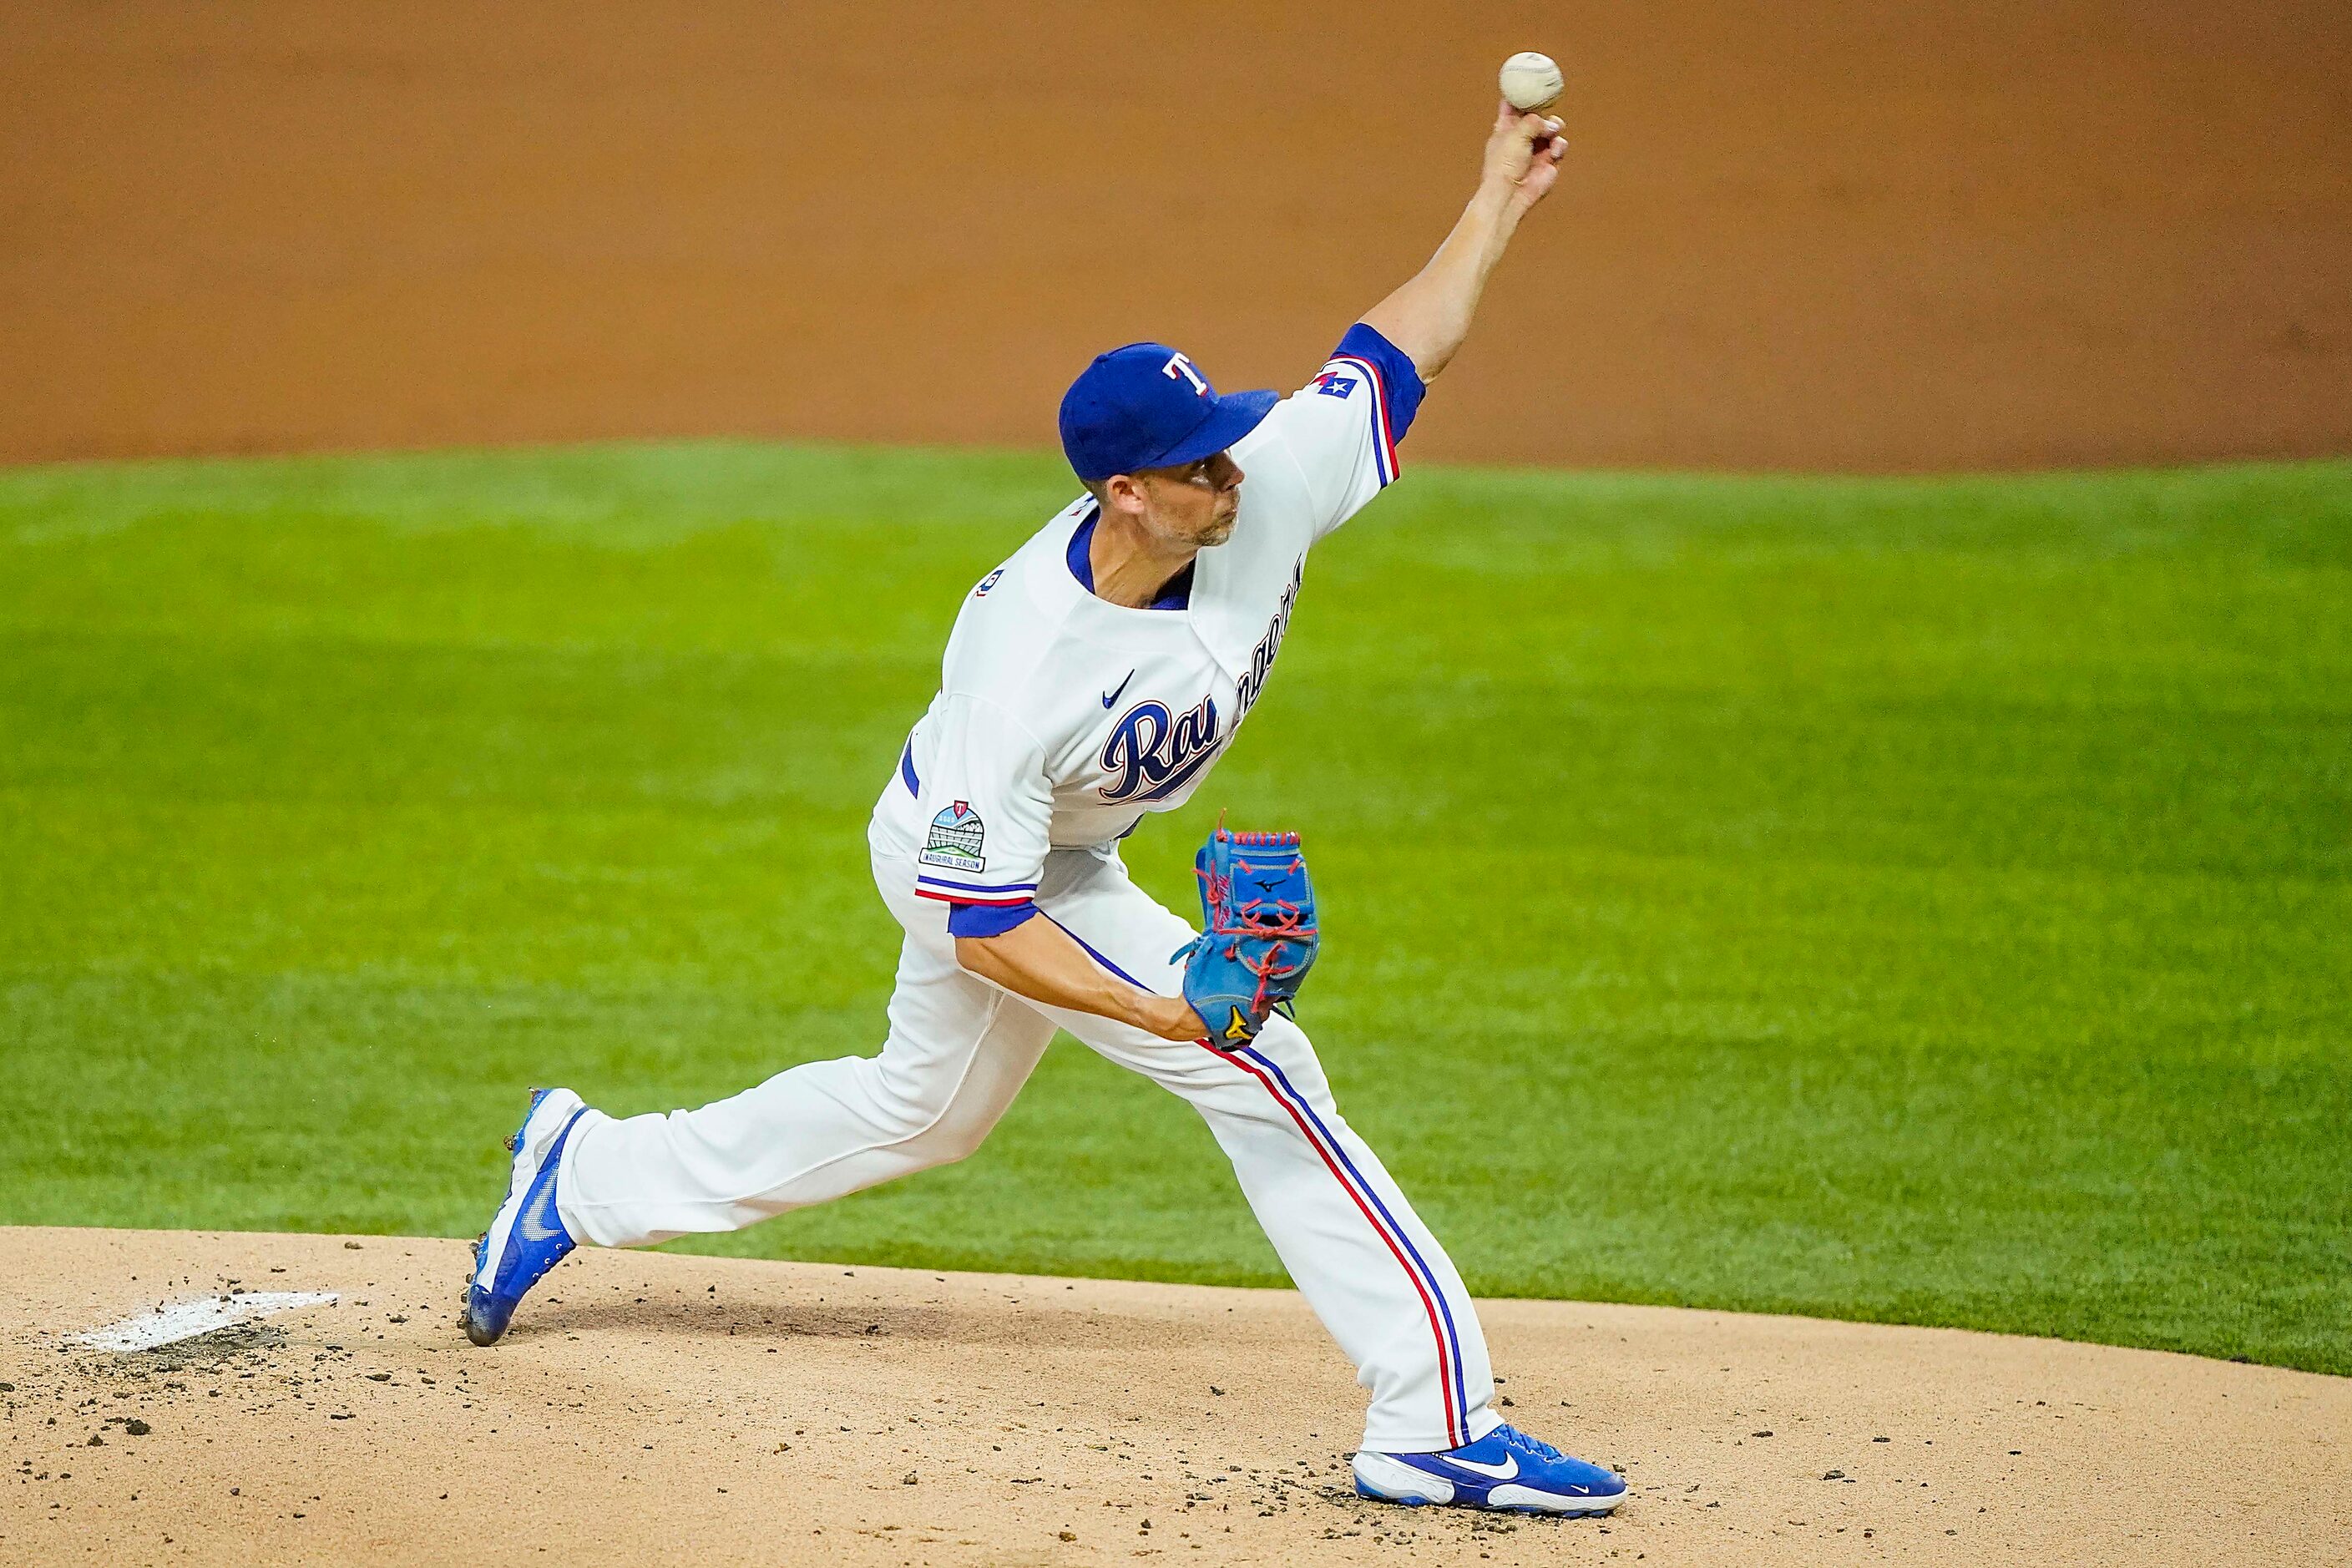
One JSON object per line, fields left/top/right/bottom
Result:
{"left": 1103, "top": 670, "right": 1136, "bottom": 709}
{"left": 1443, "top": 1454, "right": 1520, "bottom": 1481}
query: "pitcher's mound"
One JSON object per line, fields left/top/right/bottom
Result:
{"left": 1, "top": 1227, "right": 2341, "bottom": 1565}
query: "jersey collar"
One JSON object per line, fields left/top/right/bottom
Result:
{"left": 1021, "top": 502, "right": 1216, "bottom": 657}
{"left": 1065, "top": 505, "right": 1195, "bottom": 611}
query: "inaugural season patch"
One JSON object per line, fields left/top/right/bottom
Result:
{"left": 920, "top": 801, "right": 986, "bottom": 873}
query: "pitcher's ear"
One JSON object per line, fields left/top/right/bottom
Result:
{"left": 1100, "top": 473, "right": 1149, "bottom": 515}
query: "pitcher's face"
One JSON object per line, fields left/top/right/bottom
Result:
{"left": 1129, "top": 450, "right": 1247, "bottom": 549}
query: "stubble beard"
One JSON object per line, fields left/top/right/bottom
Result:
{"left": 1201, "top": 496, "right": 1240, "bottom": 547}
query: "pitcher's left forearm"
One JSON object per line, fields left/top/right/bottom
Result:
{"left": 954, "top": 918, "right": 1206, "bottom": 1042}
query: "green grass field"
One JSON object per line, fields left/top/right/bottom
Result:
{"left": 3, "top": 443, "right": 2347, "bottom": 1373}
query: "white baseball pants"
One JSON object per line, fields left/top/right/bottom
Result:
{"left": 554, "top": 844, "right": 1499, "bottom": 1453}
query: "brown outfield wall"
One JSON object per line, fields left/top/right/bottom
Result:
{"left": 2, "top": 0, "right": 2348, "bottom": 473}
{"left": 3, "top": 1228, "right": 2349, "bottom": 1567}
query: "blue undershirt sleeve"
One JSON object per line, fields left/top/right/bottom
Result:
{"left": 1333, "top": 321, "right": 1426, "bottom": 445}
{"left": 946, "top": 899, "right": 1039, "bottom": 938}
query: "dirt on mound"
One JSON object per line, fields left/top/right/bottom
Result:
{"left": 1, "top": 1227, "right": 2343, "bottom": 1566}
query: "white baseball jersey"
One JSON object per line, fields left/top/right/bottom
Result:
{"left": 870, "top": 326, "right": 1419, "bottom": 929}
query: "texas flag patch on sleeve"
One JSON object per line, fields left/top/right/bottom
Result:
{"left": 1313, "top": 370, "right": 1360, "bottom": 400}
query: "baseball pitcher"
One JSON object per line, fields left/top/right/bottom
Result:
{"left": 463, "top": 99, "right": 1622, "bottom": 1516}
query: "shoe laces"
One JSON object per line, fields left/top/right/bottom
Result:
{"left": 1495, "top": 1424, "right": 1565, "bottom": 1464}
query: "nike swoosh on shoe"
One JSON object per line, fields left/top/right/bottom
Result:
{"left": 1445, "top": 1454, "right": 1519, "bottom": 1481}
{"left": 518, "top": 1173, "right": 563, "bottom": 1242}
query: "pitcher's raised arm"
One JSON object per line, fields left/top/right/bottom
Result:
{"left": 1358, "top": 101, "right": 1569, "bottom": 382}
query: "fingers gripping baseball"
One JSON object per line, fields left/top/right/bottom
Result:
{"left": 1485, "top": 99, "right": 1568, "bottom": 208}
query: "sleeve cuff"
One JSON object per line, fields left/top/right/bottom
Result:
{"left": 1333, "top": 321, "right": 1427, "bottom": 446}
{"left": 946, "top": 898, "right": 1039, "bottom": 938}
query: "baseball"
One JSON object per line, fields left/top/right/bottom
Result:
{"left": 1498, "top": 50, "right": 1564, "bottom": 113}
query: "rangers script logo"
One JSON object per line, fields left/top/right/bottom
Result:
{"left": 1099, "top": 695, "right": 1220, "bottom": 804}
{"left": 1235, "top": 556, "right": 1304, "bottom": 718}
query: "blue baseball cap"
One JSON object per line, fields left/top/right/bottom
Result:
{"left": 1058, "top": 343, "right": 1277, "bottom": 483}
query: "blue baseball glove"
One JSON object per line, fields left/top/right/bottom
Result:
{"left": 1172, "top": 827, "right": 1320, "bottom": 1049}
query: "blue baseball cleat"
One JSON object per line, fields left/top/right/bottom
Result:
{"left": 463, "top": 1087, "right": 588, "bottom": 1347}
{"left": 1352, "top": 1424, "right": 1626, "bottom": 1515}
